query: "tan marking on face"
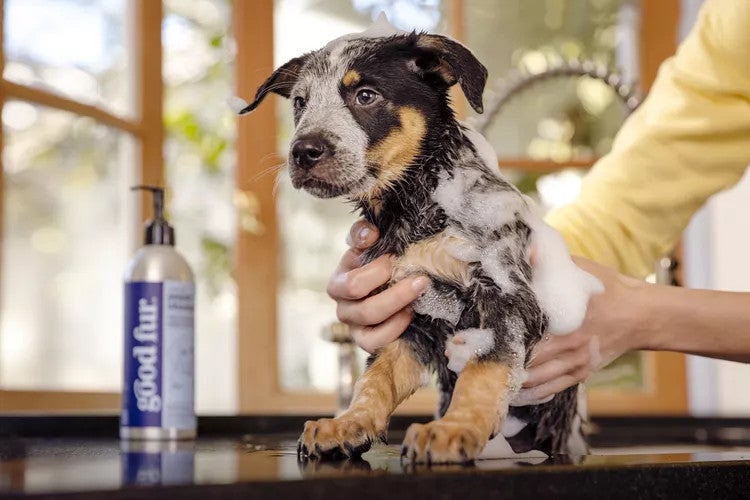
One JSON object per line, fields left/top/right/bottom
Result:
{"left": 364, "top": 106, "right": 426, "bottom": 199}
{"left": 392, "top": 230, "right": 473, "bottom": 287}
{"left": 342, "top": 70, "right": 361, "bottom": 87}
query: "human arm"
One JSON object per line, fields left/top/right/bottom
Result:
{"left": 546, "top": 0, "right": 750, "bottom": 279}
{"left": 521, "top": 0, "right": 750, "bottom": 400}
{"left": 646, "top": 287, "right": 750, "bottom": 363}
{"left": 515, "top": 257, "right": 750, "bottom": 405}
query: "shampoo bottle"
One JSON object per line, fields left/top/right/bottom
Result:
{"left": 121, "top": 185, "right": 196, "bottom": 440}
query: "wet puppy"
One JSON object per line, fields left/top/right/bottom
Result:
{"left": 236, "top": 17, "right": 602, "bottom": 464}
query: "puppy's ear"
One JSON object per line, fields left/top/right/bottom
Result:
{"left": 409, "top": 34, "right": 488, "bottom": 114}
{"left": 236, "top": 54, "right": 310, "bottom": 115}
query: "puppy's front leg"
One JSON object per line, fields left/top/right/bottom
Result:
{"left": 298, "top": 338, "right": 427, "bottom": 460}
{"left": 402, "top": 360, "right": 512, "bottom": 464}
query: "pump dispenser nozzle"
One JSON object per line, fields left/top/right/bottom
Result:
{"left": 131, "top": 185, "right": 175, "bottom": 246}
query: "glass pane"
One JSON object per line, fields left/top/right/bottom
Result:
{"left": 3, "top": 0, "right": 133, "bottom": 118}
{"left": 466, "top": 0, "right": 639, "bottom": 161}
{"left": 0, "top": 102, "right": 136, "bottom": 390}
{"left": 163, "top": 0, "right": 237, "bottom": 413}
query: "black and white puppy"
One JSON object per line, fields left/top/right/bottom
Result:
{"left": 236, "top": 15, "right": 602, "bottom": 464}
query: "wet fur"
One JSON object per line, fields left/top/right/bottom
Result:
{"left": 358, "top": 122, "right": 580, "bottom": 455}
{"left": 242, "top": 31, "right": 585, "bottom": 457}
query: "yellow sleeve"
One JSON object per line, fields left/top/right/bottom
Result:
{"left": 545, "top": 0, "right": 750, "bottom": 278}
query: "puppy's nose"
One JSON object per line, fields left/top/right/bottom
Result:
{"left": 291, "top": 137, "right": 329, "bottom": 169}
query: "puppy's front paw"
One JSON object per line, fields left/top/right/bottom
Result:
{"left": 401, "top": 421, "right": 485, "bottom": 464}
{"left": 298, "top": 416, "right": 385, "bottom": 461}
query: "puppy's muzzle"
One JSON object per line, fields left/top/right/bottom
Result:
{"left": 291, "top": 135, "right": 332, "bottom": 170}
{"left": 288, "top": 133, "right": 355, "bottom": 198}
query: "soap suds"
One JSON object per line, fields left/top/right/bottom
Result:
{"left": 479, "top": 242, "right": 518, "bottom": 294}
{"left": 411, "top": 285, "right": 464, "bottom": 325}
{"left": 434, "top": 123, "right": 604, "bottom": 337}
{"left": 461, "top": 122, "right": 501, "bottom": 176}
{"left": 503, "top": 315, "right": 529, "bottom": 393}
{"left": 445, "top": 328, "right": 495, "bottom": 373}
{"left": 442, "top": 227, "right": 481, "bottom": 263}
{"left": 525, "top": 211, "right": 604, "bottom": 334}
{"left": 471, "top": 190, "right": 525, "bottom": 230}
{"left": 433, "top": 168, "right": 524, "bottom": 233}
{"left": 432, "top": 168, "right": 482, "bottom": 218}
{"left": 325, "top": 12, "right": 408, "bottom": 62}
{"left": 228, "top": 96, "right": 249, "bottom": 114}
{"left": 479, "top": 433, "right": 548, "bottom": 460}
{"left": 501, "top": 415, "right": 528, "bottom": 437}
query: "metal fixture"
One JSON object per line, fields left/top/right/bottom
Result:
{"left": 321, "top": 322, "right": 359, "bottom": 415}
{"left": 655, "top": 255, "right": 680, "bottom": 286}
{"left": 471, "top": 58, "right": 642, "bottom": 135}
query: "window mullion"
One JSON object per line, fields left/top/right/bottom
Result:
{"left": 133, "top": 0, "right": 164, "bottom": 222}
{"left": 1, "top": 81, "right": 140, "bottom": 135}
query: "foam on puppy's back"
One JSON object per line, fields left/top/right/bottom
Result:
{"left": 461, "top": 122, "right": 500, "bottom": 175}
{"left": 441, "top": 123, "right": 603, "bottom": 335}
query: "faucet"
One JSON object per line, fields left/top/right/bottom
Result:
{"left": 321, "top": 322, "right": 360, "bottom": 415}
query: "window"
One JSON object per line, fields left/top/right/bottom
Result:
{"left": 241, "top": 0, "right": 687, "bottom": 415}
{"left": 0, "top": 0, "right": 239, "bottom": 413}
{"left": 0, "top": 0, "right": 686, "bottom": 415}
{"left": 0, "top": 0, "right": 151, "bottom": 410}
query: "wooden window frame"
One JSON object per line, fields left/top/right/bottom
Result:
{"left": 588, "top": 0, "right": 687, "bottom": 415}
{"left": 0, "top": 0, "right": 162, "bottom": 412}
{"left": 237, "top": 0, "right": 688, "bottom": 416}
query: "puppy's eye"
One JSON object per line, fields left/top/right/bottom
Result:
{"left": 293, "top": 96, "right": 306, "bottom": 111}
{"left": 355, "top": 89, "right": 379, "bottom": 106}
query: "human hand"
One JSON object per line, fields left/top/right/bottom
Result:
{"left": 512, "top": 257, "right": 649, "bottom": 406}
{"left": 327, "top": 220, "right": 430, "bottom": 353}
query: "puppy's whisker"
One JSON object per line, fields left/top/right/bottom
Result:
{"left": 272, "top": 68, "right": 302, "bottom": 78}
{"left": 252, "top": 161, "right": 286, "bottom": 182}
{"left": 272, "top": 170, "right": 285, "bottom": 199}
{"left": 256, "top": 80, "right": 299, "bottom": 96}
{"left": 258, "top": 151, "right": 281, "bottom": 163}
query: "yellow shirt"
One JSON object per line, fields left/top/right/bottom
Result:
{"left": 545, "top": 0, "right": 750, "bottom": 279}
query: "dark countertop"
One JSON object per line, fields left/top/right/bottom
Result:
{"left": 1, "top": 416, "right": 750, "bottom": 499}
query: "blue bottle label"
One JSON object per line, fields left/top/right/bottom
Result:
{"left": 123, "top": 281, "right": 195, "bottom": 430}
